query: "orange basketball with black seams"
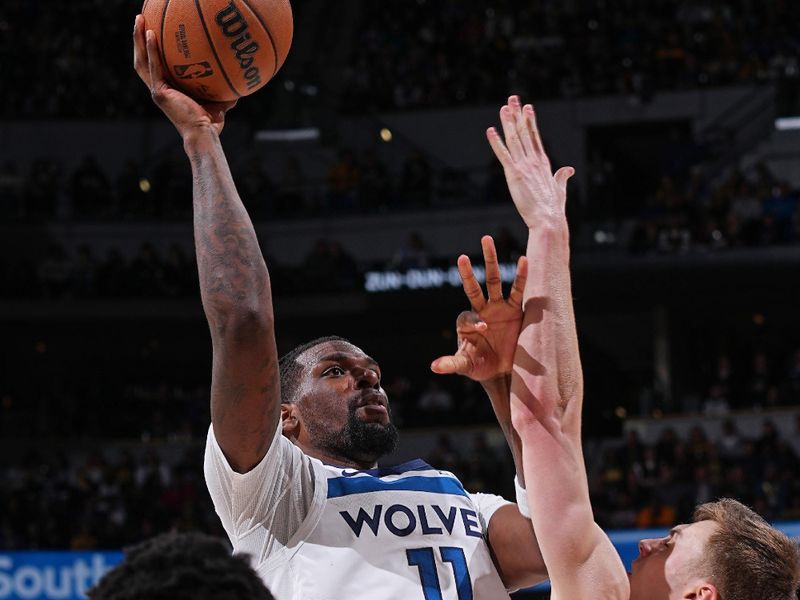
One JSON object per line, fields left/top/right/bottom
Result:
{"left": 142, "top": 0, "right": 292, "bottom": 102}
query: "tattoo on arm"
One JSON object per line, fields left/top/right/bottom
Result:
{"left": 189, "top": 144, "right": 271, "bottom": 326}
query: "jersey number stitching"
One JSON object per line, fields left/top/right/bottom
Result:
{"left": 406, "top": 546, "right": 473, "bottom": 600}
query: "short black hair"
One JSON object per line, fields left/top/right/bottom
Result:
{"left": 279, "top": 335, "right": 352, "bottom": 404}
{"left": 87, "top": 532, "right": 274, "bottom": 600}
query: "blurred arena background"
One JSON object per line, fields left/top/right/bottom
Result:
{"left": 1, "top": 0, "right": 800, "bottom": 598}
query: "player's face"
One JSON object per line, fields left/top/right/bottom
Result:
{"left": 629, "top": 520, "right": 718, "bottom": 600}
{"left": 293, "top": 341, "right": 398, "bottom": 463}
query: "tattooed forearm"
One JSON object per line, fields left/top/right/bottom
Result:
{"left": 188, "top": 137, "right": 272, "bottom": 328}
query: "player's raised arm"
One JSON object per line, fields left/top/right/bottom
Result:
{"left": 489, "top": 96, "right": 629, "bottom": 599}
{"left": 430, "top": 238, "right": 548, "bottom": 589}
{"left": 134, "top": 16, "right": 279, "bottom": 473}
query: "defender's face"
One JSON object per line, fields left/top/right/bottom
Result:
{"left": 629, "top": 520, "right": 718, "bottom": 600}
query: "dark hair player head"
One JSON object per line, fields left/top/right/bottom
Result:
{"left": 87, "top": 532, "right": 274, "bottom": 600}
{"left": 279, "top": 336, "right": 399, "bottom": 469}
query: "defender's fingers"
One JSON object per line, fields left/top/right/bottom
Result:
{"left": 457, "top": 255, "right": 486, "bottom": 311}
{"left": 500, "top": 103, "right": 524, "bottom": 162}
{"left": 431, "top": 354, "right": 472, "bottom": 375}
{"left": 486, "top": 127, "right": 512, "bottom": 169}
{"left": 481, "top": 235, "right": 502, "bottom": 302}
{"left": 518, "top": 103, "right": 536, "bottom": 157}
{"left": 508, "top": 256, "right": 528, "bottom": 309}
{"left": 554, "top": 166, "right": 575, "bottom": 190}
{"left": 524, "top": 104, "right": 547, "bottom": 159}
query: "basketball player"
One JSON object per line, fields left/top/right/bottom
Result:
{"left": 88, "top": 532, "right": 274, "bottom": 600}
{"left": 492, "top": 95, "right": 800, "bottom": 599}
{"left": 133, "top": 16, "right": 547, "bottom": 599}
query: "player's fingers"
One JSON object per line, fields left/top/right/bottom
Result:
{"left": 455, "top": 311, "right": 488, "bottom": 336}
{"left": 554, "top": 166, "right": 575, "bottom": 191}
{"left": 486, "top": 127, "right": 512, "bottom": 169}
{"left": 457, "top": 255, "right": 486, "bottom": 311}
{"left": 508, "top": 256, "right": 528, "bottom": 309}
{"left": 481, "top": 235, "right": 502, "bottom": 302}
{"left": 133, "top": 15, "right": 150, "bottom": 83}
{"left": 500, "top": 101, "right": 524, "bottom": 162}
{"left": 431, "top": 354, "right": 472, "bottom": 375}
{"left": 524, "top": 104, "right": 547, "bottom": 160}
{"left": 514, "top": 99, "right": 535, "bottom": 157}
{"left": 205, "top": 100, "right": 238, "bottom": 123}
{"left": 145, "top": 30, "right": 168, "bottom": 92}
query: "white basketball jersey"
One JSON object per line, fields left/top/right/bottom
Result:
{"left": 204, "top": 425, "right": 513, "bottom": 600}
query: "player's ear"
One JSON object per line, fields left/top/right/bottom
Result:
{"left": 684, "top": 583, "right": 718, "bottom": 600}
{"left": 281, "top": 403, "right": 301, "bottom": 439}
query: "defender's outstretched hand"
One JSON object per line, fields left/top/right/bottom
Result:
{"left": 133, "top": 15, "right": 236, "bottom": 139}
{"left": 487, "top": 96, "right": 574, "bottom": 229}
{"left": 431, "top": 236, "right": 527, "bottom": 382}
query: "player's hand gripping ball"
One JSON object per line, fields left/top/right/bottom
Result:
{"left": 142, "top": 0, "right": 292, "bottom": 101}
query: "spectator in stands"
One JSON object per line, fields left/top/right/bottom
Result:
{"left": 70, "top": 155, "right": 112, "bottom": 219}
{"left": 71, "top": 244, "right": 98, "bottom": 298}
{"left": 400, "top": 150, "right": 432, "bottom": 208}
{"left": 87, "top": 532, "right": 274, "bottom": 600}
{"left": 37, "top": 243, "right": 72, "bottom": 298}
{"left": 24, "top": 159, "right": 61, "bottom": 220}
{"left": 129, "top": 243, "right": 166, "bottom": 297}
{"left": 416, "top": 379, "right": 454, "bottom": 424}
{"left": 236, "top": 156, "right": 274, "bottom": 219}
{"left": 327, "top": 149, "right": 359, "bottom": 211}
{"left": 301, "top": 238, "right": 359, "bottom": 292}
{"left": 357, "top": 152, "right": 392, "bottom": 213}
{"left": 0, "top": 161, "right": 24, "bottom": 219}
{"left": 786, "top": 349, "right": 800, "bottom": 404}
{"left": 492, "top": 226, "right": 524, "bottom": 263}
{"left": 389, "top": 231, "right": 432, "bottom": 270}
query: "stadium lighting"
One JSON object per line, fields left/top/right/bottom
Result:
{"left": 775, "top": 116, "right": 800, "bottom": 130}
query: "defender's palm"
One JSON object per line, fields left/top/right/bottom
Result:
{"left": 432, "top": 236, "right": 527, "bottom": 383}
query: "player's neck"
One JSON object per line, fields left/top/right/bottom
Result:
{"left": 301, "top": 444, "right": 379, "bottom": 471}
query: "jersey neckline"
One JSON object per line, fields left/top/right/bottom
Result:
{"left": 328, "top": 458, "right": 435, "bottom": 478}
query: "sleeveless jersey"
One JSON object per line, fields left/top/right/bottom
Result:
{"left": 204, "top": 424, "right": 513, "bottom": 600}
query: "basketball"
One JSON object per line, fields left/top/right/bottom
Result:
{"left": 141, "top": 0, "right": 292, "bottom": 102}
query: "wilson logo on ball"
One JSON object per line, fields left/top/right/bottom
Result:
{"left": 215, "top": 2, "right": 262, "bottom": 90}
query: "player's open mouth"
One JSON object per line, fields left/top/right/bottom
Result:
{"left": 359, "top": 404, "right": 388, "bottom": 416}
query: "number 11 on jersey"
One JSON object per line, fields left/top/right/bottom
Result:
{"left": 407, "top": 546, "right": 473, "bottom": 600}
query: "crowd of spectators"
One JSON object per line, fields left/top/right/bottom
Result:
{"left": 3, "top": 408, "right": 799, "bottom": 550}
{"left": 0, "top": 149, "right": 456, "bottom": 222}
{"left": 2, "top": 156, "right": 799, "bottom": 302}
{"left": 0, "top": 237, "right": 367, "bottom": 300}
{"left": 635, "top": 346, "right": 800, "bottom": 417}
{"left": 625, "top": 164, "right": 800, "bottom": 254}
{"left": 592, "top": 418, "right": 800, "bottom": 529}
{"left": 0, "top": 445, "right": 221, "bottom": 550}
{"left": 0, "top": 0, "right": 295, "bottom": 120}
{"left": 4, "top": 0, "right": 798, "bottom": 120}
{"left": 343, "top": 0, "right": 800, "bottom": 111}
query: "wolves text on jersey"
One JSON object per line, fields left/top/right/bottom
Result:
{"left": 339, "top": 503, "right": 483, "bottom": 538}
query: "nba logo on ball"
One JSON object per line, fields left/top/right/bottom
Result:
{"left": 174, "top": 62, "right": 214, "bottom": 79}
{"left": 141, "top": 0, "right": 293, "bottom": 101}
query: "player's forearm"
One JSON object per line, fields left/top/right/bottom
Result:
{"left": 512, "top": 223, "right": 583, "bottom": 429}
{"left": 480, "top": 375, "right": 525, "bottom": 486}
{"left": 185, "top": 128, "right": 274, "bottom": 331}
{"left": 511, "top": 223, "right": 601, "bottom": 578}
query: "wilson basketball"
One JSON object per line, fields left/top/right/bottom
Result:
{"left": 142, "top": 0, "right": 292, "bottom": 102}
